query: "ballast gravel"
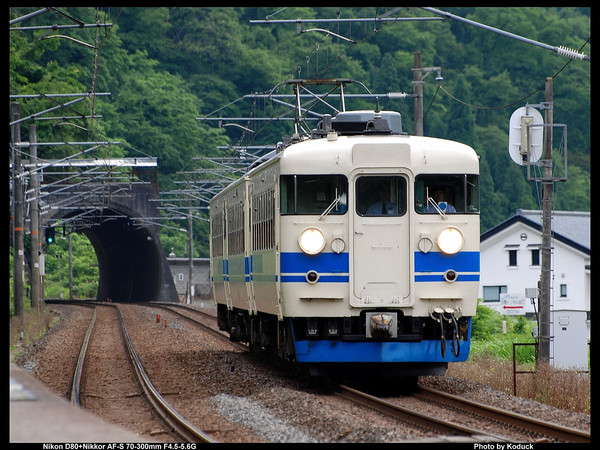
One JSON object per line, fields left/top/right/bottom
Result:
{"left": 14, "top": 302, "right": 590, "bottom": 443}
{"left": 208, "top": 393, "right": 319, "bottom": 443}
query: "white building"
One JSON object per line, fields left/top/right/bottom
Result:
{"left": 479, "top": 209, "right": 590, "bottom": 369}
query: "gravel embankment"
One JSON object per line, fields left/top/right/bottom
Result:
{"left": 14, "top": 303, "right": 590, "bottom": 443}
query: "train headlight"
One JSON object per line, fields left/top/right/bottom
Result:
{"left": 298, "top": 228, "right": 326, "bottom": 255}
{"left": 437, "top": 227, "right": 464, "bottom": 255}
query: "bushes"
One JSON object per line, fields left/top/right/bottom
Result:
{"left": 471, "top": 300, "right": 536, "bottom": 364}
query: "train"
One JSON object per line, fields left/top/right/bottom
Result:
{"left": 209, "top": 84, "right": 480, "bottom": 378}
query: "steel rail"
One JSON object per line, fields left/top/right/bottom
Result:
{"left": 149, "top": 303, "right": 248, "bottom": 352}
{"left": 114, "top": 304, "right": 218, "bottom": 443}
{"left": 337, "top": 384, "right": 502, "bottom": 441}
{"left": 416, "top": 385, "right": 590, "bottom": 443}
{"left": 69, "top": 305, "right": 97, "bottom": 406}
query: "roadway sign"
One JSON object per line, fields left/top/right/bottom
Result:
{"left": 500, "top": 293, "right": 526, "bottom": 315}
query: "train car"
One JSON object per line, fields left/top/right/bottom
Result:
{"left": 210, "top": 106, "right": 479, "bottom": 378}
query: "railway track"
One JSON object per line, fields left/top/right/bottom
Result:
{"left": 337, "top": 383, "right": 502, "bottom": 442}
{"left": 68, "top": 302, "right": 217, "bottom": 443}
{"left": 413, "top": 385, "right": 590, "bottom": 443}
{"left": 48, "top": 300, "right": 589, "bottom": 443}
{"left": 152, "top": 302, "right": 590, "bottom": 443}
{"left": 338, "top": 383, "right": 590, "bottom": 443}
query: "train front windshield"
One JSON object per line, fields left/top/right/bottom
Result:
{"left": 280, "top": 175, "right": 348, "bottom": 215}
{"left": 415, "top": 174, "right": 479, "bottom": 214}
{"left": 355, "top": 176, "right": 407, "bottom": 216}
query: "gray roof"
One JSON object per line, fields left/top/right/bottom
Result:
{"left": 516, "top": 209, "right": 590, "bottom": 250}
{"left": 481, "top": 209, "right": 590, "bottom": 255}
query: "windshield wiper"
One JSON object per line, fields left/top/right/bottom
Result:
{"left": 426, "top": 187, "right": 447, "bottom": 219}
{"left": 319, "top": 189, "right": 346, "bottom": 220}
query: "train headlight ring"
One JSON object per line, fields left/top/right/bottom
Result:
{"left": 298, "top": 228, "right": 326, "bottom": 255}
{"left": 437, "top": 227, "right": 464, "bottom": 255}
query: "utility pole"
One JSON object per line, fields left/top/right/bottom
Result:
{"left": 11, "top": 102, "right": 25, "bottom": 317}
{"left": 538, "top": 77, "right": 554, "bottom": 364}
{"left": 413, "top": 51, "right": 424, "bottom": 136}
{"left": 188, "top": 197, "right": 194, "bottom": 304}
{"left": 68, "top": 230, "right": 74, "bottom": 300}
{"left": 30, "top": 123, "right": 42, "bottom": 310}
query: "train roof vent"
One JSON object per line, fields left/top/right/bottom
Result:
{"left": 331, "top": 110, "right": 403, "bottom": 135}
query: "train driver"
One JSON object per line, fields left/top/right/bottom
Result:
{"left": 424, "top": 187, "right": 456, "bottom": 213}
{"left": 365, "top": 183, "right": 398, "bottom": 215}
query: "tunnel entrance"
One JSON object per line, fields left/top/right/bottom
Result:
{"left": 62, "top": 207, "right": 177, "bottom": 303}
{"left": 30, "top": 157, "right": 177, "bottom": 303}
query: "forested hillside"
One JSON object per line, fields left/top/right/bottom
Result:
{"left": 10, "top": 7, "right": 590, "bottom": 260}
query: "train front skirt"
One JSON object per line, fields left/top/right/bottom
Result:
{"left": 294, "top": 338, "right": 470, "bottom": 363}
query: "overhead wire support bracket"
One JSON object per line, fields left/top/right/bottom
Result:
{"left": 249, "top": 17, "right": 444, "bottom": 25}
{"left": 296, "top": 26, "right": 356, "bottom": 44}
{"left": 421, "top": 7, "right": 589, "bottom": 61}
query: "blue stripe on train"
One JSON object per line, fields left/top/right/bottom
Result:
{"left": 280, "top": 275, "right": 349, "bottom": 283}
{"left": 414, "top": 251, "right": 479, "bottom": 282}
{"left": 415, "top": 274, "right": 479, "bottom": 282}
{"left": 280, "top": 252, "right": 349, "bottom": 283}
{"left": 414, "top": 251, "right": 479, "bottom": 272}
{"left": 280, "top": 252, "right": 349, "bottom": 273}
{"left": 218, "top": 251, "right": 479, "bottom": 283}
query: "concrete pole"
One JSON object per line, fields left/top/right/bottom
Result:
{"left": 413, "top": 51, "right": 424, "bottom": 136}
{"left": 538, "top": 77, "right": 554, "bottom": 365}
{"left": 188, "top": 198, "right": 194, "bottom": 304}
{"left": 11, "top": 102, "right": 25, "bottom": 317}
{"left": 69, "top": 230, "right": 74, "bottom": 300}
{"left": 30, "top": 124, "right": 42, "bottom": 310}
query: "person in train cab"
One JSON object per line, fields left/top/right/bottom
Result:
{"left": 424, "top": 187, "right": 456, "bottom": 213}
{"left": 365, "top": 183, "right": 398, "bottom": 215}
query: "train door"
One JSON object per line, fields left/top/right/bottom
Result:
{"left": 352, "top": 174, "right": 411, "bottom": 306}
{"left": 210, "top": 201, "right": 226, "bottom": 305}
{"left": 246, "top": 182, "right": 257, "bottom": 315}
{"left": 222, "top": 199, "right": 232, "bottom": 309}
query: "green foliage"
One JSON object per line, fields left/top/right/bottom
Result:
{"left": 41, "top": 232, "right": 99, "bottom": 299}
{"left": 471, "top": 300, "right": 537, "bottom": 364}
{"left": 10, "top": 6, "right": 590, "bottom": 260}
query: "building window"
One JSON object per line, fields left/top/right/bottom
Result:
{"left": 508, "top": 250, "right": 518, "bottom": 266}
{"left": 483, "top": 285, "right": 507, "bottom": 302}
{"left": 531, "top": 249, "right": 540, "bottom": 266}
{"left": 560, "top": 284, "right": 567, "bottom": 297}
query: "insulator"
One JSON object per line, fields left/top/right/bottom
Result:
{"left": 387, "top": 92, "right": 410, "bottom": 99}
{"left": 556, "top": 46, "right": 587, "bottom": 60}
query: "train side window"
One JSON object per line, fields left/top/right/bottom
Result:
{"left": 466, "top": 175, "right": 480, "bottom": 213}
{"left": 211, "top": 211, "right": 224, "bottom": 258}
{"left": 280, "top": 175, "right": 348, "bottom": 215}
{"left": 415, "top": 174, "right": 479, "bottom": 214}
{"left": 356, "top": 176, "right": 407, "bottom": 217}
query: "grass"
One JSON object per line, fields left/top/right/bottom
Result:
{"left": 9, "top": 306, "right": 59, "bottom": 360}
{"left": 447, "top": 356, "right": 590, "bottom": 414}
{"left": 447, "top": 303, "right": 590, "bottom": 415}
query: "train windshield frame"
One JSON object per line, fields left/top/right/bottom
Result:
{"left": 280, "top": 174, "right": 348, "bottom": 215}
{"left": 415, "top": 174, "right": 480, "bottom": 214}
{"left": 355, "top": 175, "right": 407, "bottom": 217}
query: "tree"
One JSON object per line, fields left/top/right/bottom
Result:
{"left": 10, "top": 6, "right": 590, "bottom": 259}
{"left": 445, "top": 74, "right": 478, "bottom": 149}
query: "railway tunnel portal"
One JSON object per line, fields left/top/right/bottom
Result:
{"left": 39, "top": 158, "right": 178, "bottom": 303}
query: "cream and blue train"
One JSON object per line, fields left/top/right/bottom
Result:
{"left": 210, "top": 109, "right": 479, "bottom": 377}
